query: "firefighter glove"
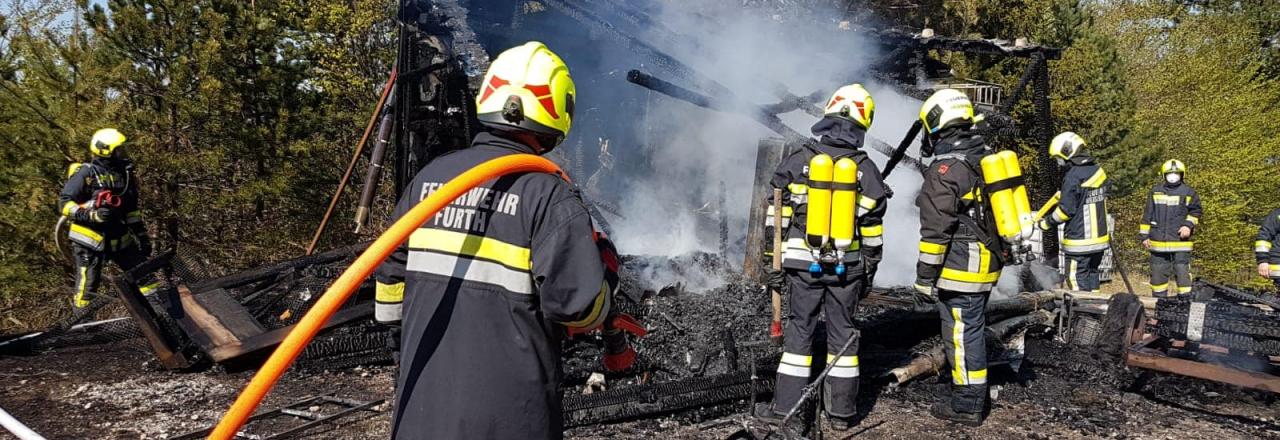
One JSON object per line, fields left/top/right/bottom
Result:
{"left": 1037, "top": 218, "right": 1052, "bottom": 231}
{"left": 764, "top": 268, "right": 787, "bottom": 292}
{"left": 912, "top": 283, "right": 937, "bottom": 305}
{"left": 136, "top": 233, "right": 152, "bottom": 256}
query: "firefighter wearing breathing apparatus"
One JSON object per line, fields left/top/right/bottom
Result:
{"left": 1038, "top": 132, "right": 1110, "bottom": 293}
{"left": 914, "top": 89, "right": 1032, "bottom": 427}
{"left": 754, "top": 84, "right": 888, "bottom": 431}
{"left": 1257, "top": 208, "right": 1280, "bottom": 290}
{"left": 57, "top": 128, "right": 156, "bottom": 309}
{"left": 1139, "top": 160, "right": 1202, "bottom": 297}
{"left": 372, "top": 42, "right": 642, "bottom": 440}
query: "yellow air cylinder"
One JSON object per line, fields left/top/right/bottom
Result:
{"left": 831, "top": 157, "right": 858, "bottom": 252}
{"left": 806, "top": 154, "right": 834, "bottom": 250}
{"left": 998, "top": 150, "right": 1033, "bottom": 235}
{"left": 980, "top": 151, "right": 1021, "bottom": 242}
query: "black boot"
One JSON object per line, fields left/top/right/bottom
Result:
{"left": 929, "top": 401, "right": 983, "bottom": 427}
{"left": 827, "top": 413, "right": 857, "bottom": 431}
{"left": 753, "top": 402, "right": 785, "bottom": 425}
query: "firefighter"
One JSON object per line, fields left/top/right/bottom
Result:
{"left": 754, "top": 84, "right": 888, "bottom": 431}
{"left": 913, "top": 89, "right": 1002, "bottom": 426}
{"left": 373, "top": 42, "right": 634, "bottom": 440}
{"left": 1256, "top": 207, "right": 1280, "bottom": 290}
{"left": 57, "top": 128, "right": 156, "bottom": 308}
{"left": 1037, "top": 132, "right": 1110, "bottom": 293}
{"left": 1139, "top": 160, "right": 1202, "bottom": 297}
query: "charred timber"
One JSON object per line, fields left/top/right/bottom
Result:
{"left": 865, "top": 29, "right": 1063, "bottom": 60}
{"left": 627, "top": 70, "right": 927, "bottom": 174}
{"left": 888, "top": 309, "right": 1053, "bottom": 384}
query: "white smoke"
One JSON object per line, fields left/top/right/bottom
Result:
{"left": 589, "top": 2, "right": 929, "bottom": 288}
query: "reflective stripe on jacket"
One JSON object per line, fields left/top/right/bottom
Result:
{"left": 1046, "top": 156, "right": 1110, "bottom": 255}
{"left": 373, "top": 133, "right": 611, "bottom": 440}
{"left": 767, "top": 137, "right": 887, "bottom": 271}
{"left": 1140, "top": 182, "right": 1202, "bottom": 253}
{"left": 915, "top": 134, "right": 1004, "bottom": 294}
{"left": 1257, "top": 208, "right": 1280, "bottom": 279}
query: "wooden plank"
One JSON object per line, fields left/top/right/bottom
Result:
{"left": 1126, "top": 337, "right": 1280, "bottom": 394}
{"left": 113, "top": 275, "right": 189, "bottom": 370}
{"left": 742, "top": 137, "right": 786, "bottom": 281}
{"left": 207, "top": 302, "right": 372, "bottom": 362}
{"left": 177, "top": 286, "right": 242, "bottom": 349}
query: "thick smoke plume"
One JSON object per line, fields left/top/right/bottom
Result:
{"left": 509, "top": 1, "right": 929, "bottom": 289}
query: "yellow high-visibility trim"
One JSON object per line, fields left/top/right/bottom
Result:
{"left": 1177, "top": 285, "right": 1193, "bottom": 294}
{"left": 826, "top": 354, "right": 859, "bottom": 367}
{"left": 1081, "top": 169, "right": 1107, "bottom": 188}
{"left": 951, "top": 307, "right": 966, "bottom": 385}
{"left": 1052, "top": 206, "right": 1071, "bottom": 223}
{"left": 1257, "top": 241, "right": 1273, "bottom": 252}
{"left": 70, "top": 223, "right": 104, "bottom": 242}
{"left": 409, "top": 228, "right": 531, "bottom": 271}
{"left": 766, "top": 205, "right": 794, "bottom": 218}
{"left": 376, "top": 282, "right": 405, "bottom": 303}
{"left": 1068, "top": 259, "right": 1079, "bottom": 290}
{"left": 1149, "top": 240, "right": 1193, "bottom": 252}
{"left": 781, "top": 352, "right": 813, "bottom": 366}
{"left": 61, "top": 201, "right": 79, "bottom": 216}
{"left": 968, "top": 369, "right": 988, "bottom": 384}
{"left": 1186, "top": 216, "right": 1199, "bottom": 225}
{"left": 860, "top": 225, "right": 883, "bottom": 237}
{"left": 857, "top": 195, "right": 877, "bottom": 210}
{"left": 138, "top": 282, "right": 160, "bottom": 295}
{"left": 940, "top": 268, "right": 1000, "bottom": 283}
{"left": 919, "top": 241, "right": 947, "bottom": 255}
{"left": 978, "top": 242, "right": 991, "bottom": 274}
{"left": 66, "top": 163, "right": 83, "bottom": 178}
{"left": 787, "top": 183, "right": 809, "bottom": 195}
{"left": 1139, "top": 224, "right": 1151, "bottom": 233}
{"left": 1150, "top": 282, "right": 1169, "bottom": 292}
{"left": 961, "top": 189, "right": 977, "bottom": 201}
{"left": 1063, "top": 235, "right": 1111, "bottom": 246}
{"left": 75, "top": 265, "right": 90, "bottom": 308}
{"left": 563, "top": 281, "right": 610, "bottom": 329}
{"left": 1152, "top": 194, "right": 1181, "bottom": 205}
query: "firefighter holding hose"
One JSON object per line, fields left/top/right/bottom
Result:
{"left": 57, "top": 128, "right": 157, "bottom": 308}
{"left": 754, "top": 84, "right": 888, "bottom": 431}
{"left": 913, "top": 89, "right": 1006, "bottom": 426}
{"left": 372, "top": 42, "right": 639, "bottom": 440}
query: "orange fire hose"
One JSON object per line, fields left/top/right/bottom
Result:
{"left": 209, "top": 154, "right": 565, "bottom": 440}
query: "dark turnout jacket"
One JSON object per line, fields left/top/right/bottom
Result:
{"left": 768, "top": 117, "right": 889, "bottom": 272}
{"left": 374, "top": 133, "right": 611, "bottom": 440}
{"left": 1139, "top": 181, "right": 1202, "bottom": 253}
{"left": 1257, "top": 208, "right": 1280, "bottom": 279}
{"left": 915, "top": 132, "right": 1004, "bottom": 293}
{"left": 57, "top": 158, "right": 145, "bottom": 251}
{"left": 1045, "top": 154, "right": 1110, "bottom": 255}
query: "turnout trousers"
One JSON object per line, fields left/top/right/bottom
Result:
{"left": 1150, "top": 252, "right": 1192, "bottom": 297}
{"left": 71, "top": 236, "right": 154, "bottom": 308}
{"left": 1064, "top": 252, "right": 1104, "bottom": 293}
{"left": 937, "top": 290, "right": 988, "bottom": 414}
{"left": 773, "top": 269, "right": 862, "bottom": 418}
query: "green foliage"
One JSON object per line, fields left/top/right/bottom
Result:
{"left": 0, "top": 0, "right": 393, "bottom": 323}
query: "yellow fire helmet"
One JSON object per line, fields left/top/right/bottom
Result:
{"left": 1161, "top": 159, "right": 1187, "bottom": 175}
{"left": 1049, "top": 131, "right": 1087, "bottom": 162}
{"left": 919, "top": 88, "right": 983, "bottom": 134}
{"left": 475, "top": 41, "right": 576, "bottom": 148}
{"left": 823, "top": 84, "right": 875, "bottom": 129}
{"left": 89, "top": 128, "right": 127, "bottom": 158}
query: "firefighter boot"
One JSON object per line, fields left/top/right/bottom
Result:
{"left": 929, "top": 401, "right": 983, "bottom": 427}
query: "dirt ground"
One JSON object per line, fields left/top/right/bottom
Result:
{"left": 3, "top": 335, "right": 1277, "bottom": 440}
